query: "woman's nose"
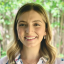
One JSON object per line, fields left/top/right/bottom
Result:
{"left": 25, "top": 26, "right": 34, "bottom": 34}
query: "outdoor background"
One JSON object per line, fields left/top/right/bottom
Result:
{"left": 0, "top": 0, "right": 64, "bottom": 58}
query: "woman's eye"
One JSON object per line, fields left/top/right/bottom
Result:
{"left": 34, "top": 23, "right": 40, "bottom": 26}
{"left": 19, "top": 24, "right": 26, "bottom": 26}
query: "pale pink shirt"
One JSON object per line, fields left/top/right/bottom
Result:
{"left": 0, "top": 53, "right": 64, "bottom": 64}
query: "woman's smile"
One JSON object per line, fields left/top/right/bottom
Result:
{"left": 24, "top": 36, "right": 37, "bottom": 41}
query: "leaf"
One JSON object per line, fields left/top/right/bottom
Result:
{"left": 2, "top": 2, "right": 4, "bottom": 5}
{"left": 60, "top": 41, "right": 63, "bottom": 45}
{"left": 56, "top": 43, "right": 60, "bottom": 48}
{"left": 6, "top": 35, "right": 10, "bottom": 38}
{"left": 62, "top": 26, "right": 64, "bottom": 29}
{"left": 35, "top": 0, "right": 42, "bottom": 5}
{"left": 5, "top": 20, "right": 11, "bottom": 25}
{"left": 0, "top": 32, "right": 3, "bottom": 40}
{"left": 36, "top": 0, "right": 40, "bottom": 3}
{"left": 51, "top": 22, "right": 60, "bottom": 28}
{"left": 43, "top": 3, "right": 50, "bottom": 11}
{"left": 0, "top": 16, "right": 2, "bottom": 19}
{"left": 2, "top": 51, "right": 6, "bottom": 55}
{"left": 59, "top": 54, "right": 64, "bottom": 57}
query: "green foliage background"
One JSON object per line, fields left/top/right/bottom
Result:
{"left": 0, "top": 0, "right": 64, "bottom": 58}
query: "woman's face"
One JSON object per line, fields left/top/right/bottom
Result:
{"left": 17, "top": 10, "right": 46, "bottom": 48}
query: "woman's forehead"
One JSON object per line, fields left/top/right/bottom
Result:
{"left": 17, "top": 10, "right": 46, "bottom": 23}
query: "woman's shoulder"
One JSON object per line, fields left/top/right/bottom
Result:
{"left": 54, "top": 58, "right": 64, "bottom": 64}
{"left": 0, "top": 56, "right": 8, "bottom": 64}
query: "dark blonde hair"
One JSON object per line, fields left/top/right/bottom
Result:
{"left": 7, "top": 3, "right": 57, "bottom": 64}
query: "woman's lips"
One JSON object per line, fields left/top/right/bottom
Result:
{"left": 24, "top": 36, "right": 37, "bottom": 41}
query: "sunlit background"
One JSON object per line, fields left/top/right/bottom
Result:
{"left": 0, "top": 0, "right": 64, "bottom": 58}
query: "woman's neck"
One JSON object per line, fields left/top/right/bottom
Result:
{"left": 21, "top": 45, "right": 40, "bottom": 61}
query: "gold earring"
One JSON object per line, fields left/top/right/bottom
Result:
{"left": 44, "top": 36, "right": 46, "bottom": 39}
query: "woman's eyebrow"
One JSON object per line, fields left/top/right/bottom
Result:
{"left": 18, "top": 20, "right": 26, "bottom": 23}
{"left": 33, "top": 20, "right": 42, "bottom": 23}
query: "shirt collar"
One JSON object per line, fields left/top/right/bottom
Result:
{"left": 15, "top": 53, "right": 47, "bottom": 64}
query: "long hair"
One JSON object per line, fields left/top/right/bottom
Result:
{"left": 7, "top": 3, "right": 57, "bottom": 64}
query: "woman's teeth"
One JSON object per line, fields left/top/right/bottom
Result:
{"left": 25, "top": 37, "right": 36, "bottom": 39}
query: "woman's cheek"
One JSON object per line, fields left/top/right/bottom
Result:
{"left": 35, "top": 27, "right": 45, "bottom": 35}
{"left": 17, "top": 28, "right": 22, "bottom": 37}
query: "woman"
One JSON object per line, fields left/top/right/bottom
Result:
{"left": 0, "top": 3, "right": 64, "bottom": 64}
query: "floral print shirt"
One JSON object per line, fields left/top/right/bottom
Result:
{"left": 6, "top": 53, "right": 47, "bottom": 64}
{"left": 0, "top": 53, "right": 64, "bottom": 64}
